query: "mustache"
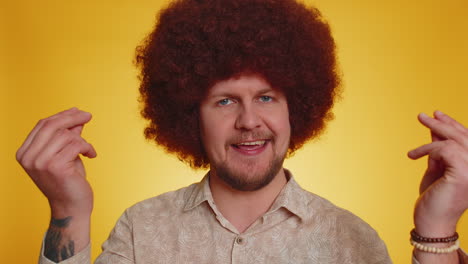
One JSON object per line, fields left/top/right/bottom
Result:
{"left": 227, "top": 131, "right": 273, "bottom": 145}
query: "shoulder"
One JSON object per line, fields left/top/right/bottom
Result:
{"left": 291, "top": 188, "right": 391, "bottom": 262}
{"left": 301, "top": 189, "right": 391, "bottom": 261}
{"left": 302, "top": 189, "right": 381, "bottom": 239}
{"left": 124, "top": 182, "right": 199, "bottom": 219}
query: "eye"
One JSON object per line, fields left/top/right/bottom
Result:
{"left": 259, "top": 95, "right": 273, "bottom": 102}
{"left": 218, "top": 98, "right": 233, "bottom": 106}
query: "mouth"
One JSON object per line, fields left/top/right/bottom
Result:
{"left": 231, "top": 140, "right": 270, "bottom": 155}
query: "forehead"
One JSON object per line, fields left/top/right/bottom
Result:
{"left": 206, "top": 74, "right": 278, "bottom": 97}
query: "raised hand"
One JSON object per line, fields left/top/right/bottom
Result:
{"left": 408, "top": 111, "right": 468, "bottom": 233}
{"left": 16, "top": 107, "right": 97, "bottom": 262}
{"left": 408, "top": 111, "right": 468, "bottom": 263}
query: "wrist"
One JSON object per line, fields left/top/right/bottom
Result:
{"left": 414, "top": 207, "right": 458, "bottom": 238}
{"left": 414, "top": 218, "right": 457, "bottom": 238}
{"left": 49, "top": 198, "right": 93, "bottom": 220}
{"left": 410, "top": 228, "right": 460, "bottom": 263}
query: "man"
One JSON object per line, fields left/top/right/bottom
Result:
{"left": 16, "top": 0, "right": 468, "bottom": 263}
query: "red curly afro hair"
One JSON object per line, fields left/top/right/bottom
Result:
{"left": 135, "top": 0, "right": 341, "bottom": 169}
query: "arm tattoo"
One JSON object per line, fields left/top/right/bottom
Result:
{"left": 51, "top": 216, "right": 72, "bottom": 228}
{"left": 44, "top": 216, "right": 75, "bottom": 262}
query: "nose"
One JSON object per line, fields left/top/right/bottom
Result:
{"left": 235, "top": 104, "right": 262, "bottom": 130}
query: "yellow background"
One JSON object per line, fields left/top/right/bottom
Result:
{"left": 1, "top": 0, "right": 467, "bottom": 263}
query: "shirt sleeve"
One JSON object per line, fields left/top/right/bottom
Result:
{"left": 461, "top": 249, "right": 468, "bottom": 263}
{"left": 94, "top": 210, "right": 134, "bottom": 264}
{"left": 412, "top": 249, "right": 468, "bottom": 264}
{"left": 38, "top": 209, "right": 135, "bottom": 264}
{"left": 38, "top": 238, "right": 91, "bottom": 264}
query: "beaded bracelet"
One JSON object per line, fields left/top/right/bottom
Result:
{"left": 410, "top": 228, "right": 459, "bottom": 243}
{"left": 410, "top": 239, "right": 460, "bottom": 254}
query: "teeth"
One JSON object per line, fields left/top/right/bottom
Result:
{"left": 237, "top": 140, "right": 266, "bottom": 146}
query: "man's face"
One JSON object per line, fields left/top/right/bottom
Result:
{"left": 199, "top": 74, "right": 290, "bottom": 191}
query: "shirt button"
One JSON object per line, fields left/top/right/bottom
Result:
{"left": 236, "top": 237, "right": 244, "bottom": 244}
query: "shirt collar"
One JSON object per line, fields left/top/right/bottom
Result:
{"left": 265, "top": 169, "right": 308, "bottom": 221}
{"left": 183, "top": 169, "right": 308, "bottom": 221}
{"left": 183, "top": 172, "right": 213, "bottom": 211}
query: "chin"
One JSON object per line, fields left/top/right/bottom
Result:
{"left": 215, "top": 157, "right": 284, "bottom": 192}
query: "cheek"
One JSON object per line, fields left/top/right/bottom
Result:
{"left": 200, "top": 109, "right": 233, "bottom": 153}
{"left": 278, "top": 118, "right": 291, "bottom": 143}
{"left": 269, "top": 106, "right": 290, "bottom": 138}
{"left": 275, "top": 116, "right": 291, "bottom": 151}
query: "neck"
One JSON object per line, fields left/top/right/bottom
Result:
{"left": 209, "top": 168, "right": 287, "bottom": 233}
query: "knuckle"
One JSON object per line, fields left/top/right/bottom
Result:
{"left": 55, "top": 127, "right": 66, "bottom": 136}
{"left": 66, "top": 138, "right": 85, "bottom": 153}
{"left": 41, "top": 119, "right": 57, "bottom": 130}
{"left": 58, "top": 128, "right": 73, "bottom": 141}
{"left": 19, "top": 153, "right": 33, "bottom": 168}
{"left": 37, "top": 118, "right": 46, "bottom": 126}
{"left": 42, "top": 116, "right": 70, "bottom": 131}
{"left": 440, "top": 141, "right": 458, "bottom": 158}
{"left": 69, "top": 136, "right": 83, "bottom": 145}
{"left": 15, "top": 149, "right": 23, "bottom": 162}
{"left": 33, "top": 158, "right": 47, "bottom": 171}
{"left": 445, "top": 139, "right": 456, "bottom": 146}
{"left": 18, "top": 157, "right": 29, "bottom": 168}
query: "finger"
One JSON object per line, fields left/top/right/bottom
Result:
{"left": 418, "top": 113, "right": 465, "bottom": 144}
{"left": 54, "top": 138, "right": 97, "bottom": 167}
{"left": 70, "top": 125, "right": 84, "bottom": 135}
{"left": 434, "top": 110, "right": 467, "bottom": 133}
{"left": 18, "top": 111, "right": 92, "bottom": 164}
{"left": 431, "top": 131, "right": 442, "bottom": 142}
{"left": 426, "top": 141, "right": 468, "bottom": 171}
{"left": 408, "top": 141, "right": 445, "bottom": 160}
{"left": 33, "top": 130, "right": 89, "bottom": 170}
{"left": 17, "top": 107, "right": 79, "bottom": 160}
{"left": 46, "top": 139, "right": 96, "bottom": 179}
{"left": 81, "top": 140, "right": 97, "bottom": 158}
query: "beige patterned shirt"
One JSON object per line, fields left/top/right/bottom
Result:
{"left": 40, "top": 171, "right": 429, "bottom": 264}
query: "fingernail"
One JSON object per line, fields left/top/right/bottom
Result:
{"left": 419, "top": 112, "right": 429, "bottom": 118}
{"left": 435, "top": 110, "right": 444, "bottom": 116}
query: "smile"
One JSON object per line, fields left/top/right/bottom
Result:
{"left": 231, "top": 140, "right": 269, "bottom": 155}
{"left": 237, "top": 140, "right": 266, "bottom": 146}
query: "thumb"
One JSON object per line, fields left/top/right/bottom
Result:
{"left": 70, "top": 125, "right": 84, "bottom": 135}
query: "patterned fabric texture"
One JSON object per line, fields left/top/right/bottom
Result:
{"left": 38, "top": 170, "right": 463, "bottom": 263}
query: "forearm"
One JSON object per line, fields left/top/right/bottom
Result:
{"left": 44, "top": 214, "right": 90, "bottom": 262}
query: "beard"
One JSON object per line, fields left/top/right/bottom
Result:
{"left": 212, "top": 151, "right": 286, "bottom": 192}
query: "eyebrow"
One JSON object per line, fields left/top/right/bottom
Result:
{"left": 208, "top": 87, "right": 275, "bottom": 99}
